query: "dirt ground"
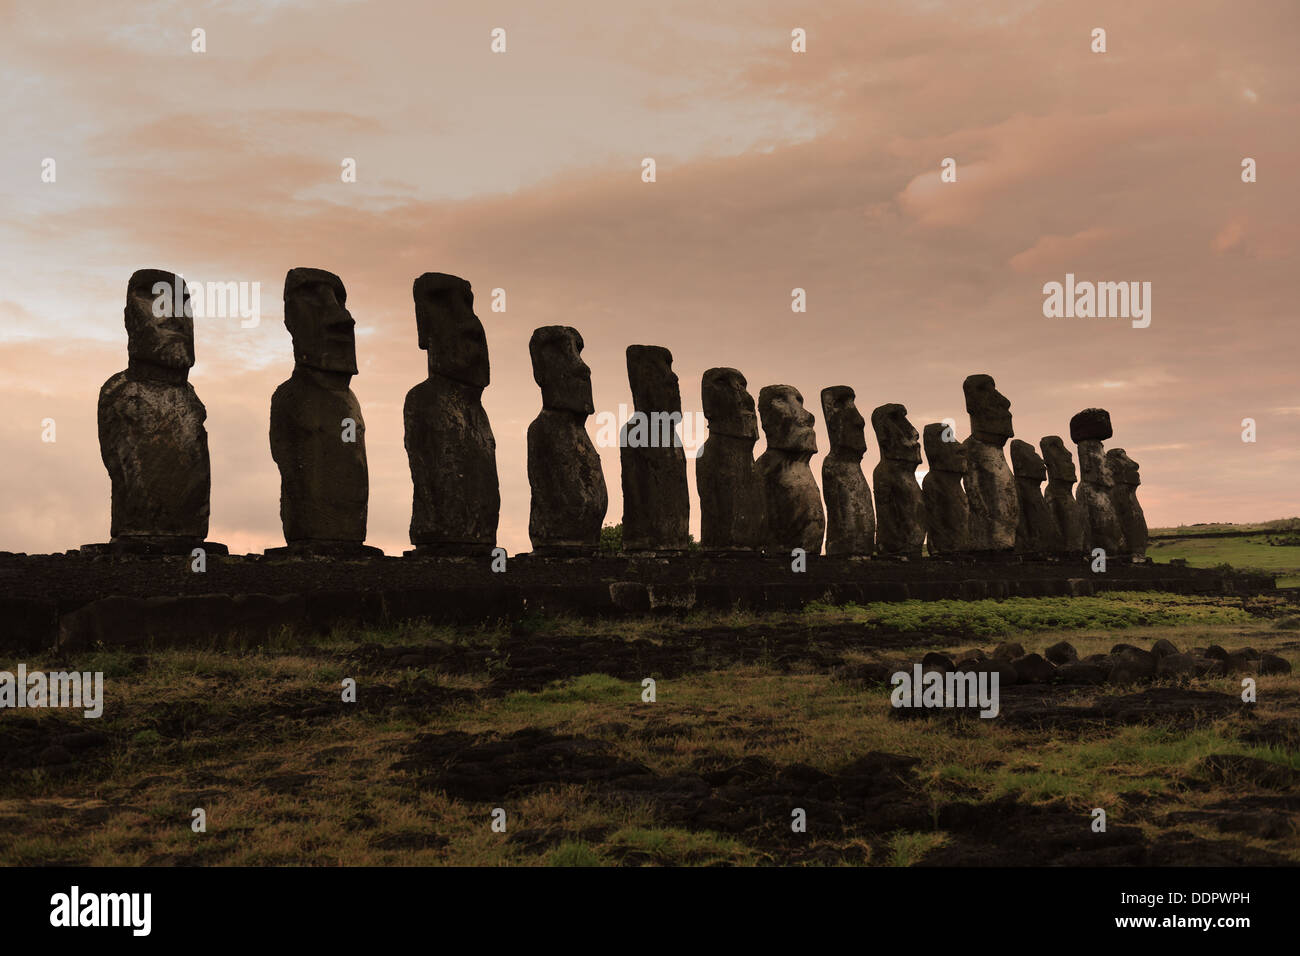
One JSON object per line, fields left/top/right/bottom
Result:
{"left": 1, "top": 593, "right": 1297, "bottom": 866}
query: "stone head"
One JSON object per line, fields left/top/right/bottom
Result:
{"left": 1069, "top": 408, "right": 1113, "bottom": 444}
{"left": 1077, "top": 440, "right": 1112, "bottom": 487}
{"left": 1010, "top": 439, "right": 1047, "bottom": 482}
{"left": 701, "top": 368, "right": 758, "bottom": 441}
{"left": 872, "top": 403, "right": 922, "bottom": 465}
{"left": 627, "top": 345, "right": 681, "bottom": 414}
{"left": 125, "top": 269, "right": 195, "bottom": 371}
{"left": 1039, "top": 436, "right": 1077, "bottom": 483}
{"left": 530, "top": 325, "right": 593, "bottom": 414}
{"left": 758, "top": 385, "right": 817, "bottom": 456}
{"left": 820, "top": 386, "right": 867, "bottom": 457}
{"left": 284, "top": 268, "right": 357, "bottom": 376}
{"left": 923, "top": 422, "right": 966, "bottom": 473}
{"left": 413, "top": 272, "right": 488, "bottom": 388}
{"left": 963, "top": 374, "right": 1014, "bottom": 444}
{"left": 1106, "top": 448, "right": 1141, "bottom": 487}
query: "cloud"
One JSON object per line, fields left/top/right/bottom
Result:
{"left": 1, "top": 0, "right": 1297, "bottom": 553}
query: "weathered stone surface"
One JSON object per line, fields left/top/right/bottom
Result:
{"left": 962, "top": 656, "right": 1018, "bottom": 685}
{"left": 1011, "top": 652, "right": 1057, "bottom": 684}
{"left": 404, "top": 273, "right": 499, "bottom": 555}
{"left": 1156, "top": 653, "right": 1199, "bottom": 680}
{"left": 97, "top": 270, "right": 213, "bottom": 553}
{"left": 962, "top": 375, "right": 1018, "bottom": 551}
{"left": 756, "top": 385, "right": 825, "bottom": 554}
{"left": 1073, "top": 411, "right": 1123, "bottom": 557}
{"left": 1045, "top": 640, "right": 1078, "bottom": 665}
{"left": 992, "top": 641, "right": 1026, "bottom": 660}
{"left": 1108, "top": 647, "right": 1157, "bottom": 684}
{"left": 527, "top": 326, "right": 607, "bottom": 553}
{"left": 871, "top": 404, "right": 924, "bottom": 557}
{"left": 697, "top": 368, "right": 767, "bottom": 551}
{"left": 1151, "top": 638, "right": 1179, "bottom": 660}
{"left": 1011, "top": 439, "right": 1062, "bottom": 554}
{"left": 1055, "top": 661, "right": 1108, "bottom": 685}
{"left": 1259, "top": 653, "right": 1292, "bottom": 676}
{"left": 270, "top": 268, "right": 371, "bottom": 550}
{"left": 620, "top": 346, "right": 689, "bottom": 551}
{"left": 820, "top": 386, "right": 875, "bottom": 555}
{"left": 1107, "top": 448, "right": 1147, "bottom": 559}
{"left": 921, "top": 651, "right": 956, "bottom": 674}
{"left": 1040, "top": 436, "right": 1086, "bottom": 554}
{"left": 1069, "top": 408, "right": 1113, "bottom": 443}
{"left": 921, "top": 422, "right": 969, "bottom": 556}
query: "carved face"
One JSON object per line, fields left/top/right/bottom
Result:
{"left": 1106, "top": 448, "right": 1141, "bottom": 487}
{"left": 1040, "top": 436, "right": 1078, "bottom": 483}
{"left": 125, "top": 269, "right": 194, "bottom": 370}
{"left": 821, "top": 386, "right": 867, "bottom": 456}
{"left": 414, "top": 273, "right": 488, "bottom": 388}
{"left": 1077, "top": 440, "right": 1112, "bottom": 487}
{"left": 759, "top": 385, "right": 817, "bottom": 455}
{"left": 627, "top": 345, "right": 680, "bottom": 413}
{"left": 963, "top": 374, "right": 1013, "bottom": 444}
{"left": 530, "top": 325, "right": 593, "bottom": 414}
{"left": 1010, "top": 439, "right": 1047, "bottom": 482}
{"left": 923, "top": 422, "right": 966, "bottom": 473}
{"left": 284, "top": 268, "right": 357, "bottom": 375}
{"left": 872, "top": 403, "right": 921, "bottom": 465}
{"left": 702, "top": 368, "right": 758, "bottom": 440}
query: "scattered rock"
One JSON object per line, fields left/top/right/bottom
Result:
{"left": 1156, "top": 653, "right": 1198, "bottom": 680}
{"left": 1044, "top": 640, "right": 1077, "bottom": 665}
{"left": 1055, "top": 662, "right": 1108, "bottom": 685}
{"left": 1259, "top": 654, "right": 1292, "bottom": 676}
{"left": 1150, "top": 638, "right": 1179, "bottom": 659}
{"left": 992, "top": 641, "right": 1025, "bottom": 661}
{"left": 921, "top": 652, "right": 955, "bottom": 674}
{"left": 1010, "top": 653, "right": 1056, "bottom": 684}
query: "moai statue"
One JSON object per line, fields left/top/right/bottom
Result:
{"left": 756, "top": 385, "right": 825, "bottom": 554}
{"left": 697, "top": 368, "right": 767, "bottom": 553}
{"left": 403, "top": 273, "right": 499, "bottom": 556}
{"left": 620, "top": 345, "right": 690, "bottom": 552}
{"left": 963, "top": 374, "right": 1019, "bottom": 552}
{"left": 1070, "top": 408, "right": 1124, "bottom": 556}
{"left": 527, "top": 326, "right": 608, "bottom": 554}
{"left": 820, "top": 387, "right": 875, "bottom": 556}
{"left": 1040, "top": 436, "right": 1086, "bottom": 554}
{"left": 269, "top": 268, "right": 377, "bottom": 555}
{"left": 871, "top": 404, "right": 925, "bottom": 558}
{"left": 1106, "top": 448, "right": 1148, "bottom": 560}
{"left": 921, "top": 422, "right": 969, "bottom": 556}
{"left": 1010, "top": 439, "right": 1062, "bottom": 555}
{"left": 92, "top": 269, "right": 224, "bottom": 555}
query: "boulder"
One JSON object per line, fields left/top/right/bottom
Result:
{"left": 1044, "top": 640, "right": 1078, "bottom": 665}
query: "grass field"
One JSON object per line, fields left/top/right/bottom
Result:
{"left": 2, "top": 591, "right": 1297, "bottom": 866}
{"left": 1150, "top": 518, "right": 1300, "bottom": 537}
{"left": 1148, "top": 536, "right": 1300, "bottom": 587}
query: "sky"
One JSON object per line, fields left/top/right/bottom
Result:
{"left": 1, "top": 0, "right": 1296, "bottom": 556}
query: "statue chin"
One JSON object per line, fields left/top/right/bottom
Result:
{"left": 302, "top": 354, "right": 358, "bottom": 376}
{"left": 138, "top": 341, "right": 194, "bottom": 372}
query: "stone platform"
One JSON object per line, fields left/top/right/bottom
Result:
{"left": 0, "top": 550, "right": 1276, "bottom": 651}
